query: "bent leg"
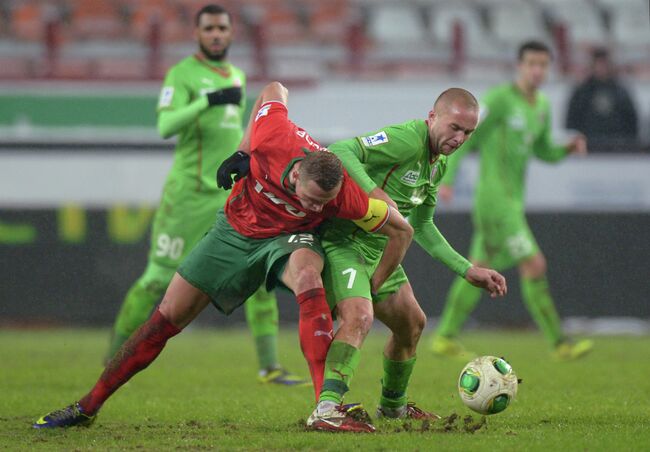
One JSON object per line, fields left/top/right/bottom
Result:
{"left": 319, "top": 297, "right": 374, "bottom": 405}
{"left": 281, "top": 248, "right": 332, "bottom": 400}
{"left": 79, "top": 273, "right": 210, "bottom": 415}
{"left": 519, "top": 252, "right": 563, "bottom": 347}
{"left": 374, "top": 283, "right": 426, "bottom": 412}
{"left": 107, "top": 261, "right": 174, "bottom": 361}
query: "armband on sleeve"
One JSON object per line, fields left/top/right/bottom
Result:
{"left": 352, "top": 198, "right": 390, "bottom": 233}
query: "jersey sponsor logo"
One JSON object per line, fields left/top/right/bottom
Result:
{"left": 361, "top": 131, "right": 388, "bottom": 147}
{"left": 296, "top": 130, "right": 326, "bottom": 151}
{"left": 400, "top": 170, "right": 420, "bottom": 185}
{"left": 201, "top": 77, "right": 214, "bottom": 85}
{"left": 255, "top": 180, "right": 306, "bottom": 217}
{"left": 255, "top": 104, "right": 271, "bottom": 122}
{"left": 158, "top": 87, "right": 174, "bottom": 108}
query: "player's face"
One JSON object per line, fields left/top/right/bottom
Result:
{"left": 428, "top": 104, "right": 478, "bottom": 156}
{"left": 195, "top": 13, "right": 233, "bottom": 61}
{"left": 518, "top": 50, "right": 551, "bottom": 90}
{"left": 295, "top": 178, "right": 341, "bottom": 213}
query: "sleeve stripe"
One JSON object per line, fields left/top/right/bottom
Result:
{"left": 368, "top": 205, "right": 390, "bottom": 233}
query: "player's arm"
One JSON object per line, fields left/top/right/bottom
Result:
{"left": 330, "top": 139, "right": 377, "bottom": 193}
{"left": 410, "top": 203, "right": 506, "bottom": 297}
{"left": 533, "top": 108, "right": 576, "bottom": 162}
{"left": 409, "top": 202, "right": 472, "bottom": 276}
{"left": 156, "top": 69, "right": 242, "bottom": 139}
{"left": 351, "top": 198, "right": 413, "bottom": 293}
{"left": 217, "top": 82, "right": 288, "bottom": 189}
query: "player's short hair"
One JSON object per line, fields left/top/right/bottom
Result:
{"left": 518, "top": 40, "right": 552, "bottom": 61}
{"left": 299, "top": 151, "right": 344, "bottom": 192}
{"left": 433, "top": 88, "right": 479, "bottom": 113}
{"left": 195, "top": 4, "right": 231, "bottom": 26}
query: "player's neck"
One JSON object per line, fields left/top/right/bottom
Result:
{"left": 196, "top": 51, "right": 228, "bottom": 67}
{"left": 514, "top": 79, "right": 537, "bottom": 103}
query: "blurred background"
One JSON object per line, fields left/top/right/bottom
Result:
{"left": 1, "top": 0, "right": 649, "bottom": 332}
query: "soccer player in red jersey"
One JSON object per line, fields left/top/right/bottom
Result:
{"left": 33, "top": 82, "right": 412, "bottom": 433}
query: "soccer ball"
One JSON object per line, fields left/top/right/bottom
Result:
{"left": 458, "top": 356, "right": 518, "bottom": 415}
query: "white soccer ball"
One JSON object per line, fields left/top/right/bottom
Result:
{"left": 458, "top": 356, "right": 518, "bottom": 415}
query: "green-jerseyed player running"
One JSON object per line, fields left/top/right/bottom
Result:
{"left": 107, "top": 4, "right": 306, "bottom": 385}
{"left": 431, "top": 41, "right": 593, "bottom": 361}
{"left": 306, "top": 89, "right": 508, "bottom": 429}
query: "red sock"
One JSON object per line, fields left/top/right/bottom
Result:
{"left": 79, "top": 308, "right": 181, "bottom": 414}
{"left": 297, "top": 288, "right": 333, "bottom": 401}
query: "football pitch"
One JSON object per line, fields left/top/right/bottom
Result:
{"left": 2, "top": 328, "right": 649, "bottom": 451}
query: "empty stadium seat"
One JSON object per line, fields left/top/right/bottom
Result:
{"left": 488, "top": 1, "right": 550, "bottom": 45}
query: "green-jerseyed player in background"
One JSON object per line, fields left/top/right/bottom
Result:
{"left": 431, "top": 41, "right": 593, "bottom": 361}
{"left": 107, "top": 4, "right": 306, "bottom": 385}
{"left": 306, "top": 89, "right": 508, "bottom": 430}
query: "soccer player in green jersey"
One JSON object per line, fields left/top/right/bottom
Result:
{"left": 106, "top": 4, "right": 305, "bottom": 385}
{"left": 431, "top": 41, "right": 593, "bottom": 361}
{"left": 306, "top": 88, "right": 508, "bottom": 430}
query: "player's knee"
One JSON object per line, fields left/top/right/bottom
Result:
{"left": 338, "top": 300, "right": 374, "bottom": 336}
{"left": 521, "top": 253, "right": 547, "bottom": 279}
{"left": 293, "top": 264, "right": 323, "bottom": 292}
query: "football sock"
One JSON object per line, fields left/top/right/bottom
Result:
{"left": 79, "top": 308, "right": 181, "bottom": 415}
{"left": 244, "top": 287, "right": 279, "bottom": 370}
{"left": 108, "top": 277, "right": 166, "bottom": 360}
{"left": 436, "top": 276, "right": 482, "bottom": 338}
{"left": 297, "top": 288, "right": 333, "bottom": 400}
{"left": 379, "top": 355, "right": 416, "bottom": 409}
{"left": 319, "top": 341, "right": 361, "bottom": 405}
{"left": 521, "top": 276, "right": 563, "bottom": 347}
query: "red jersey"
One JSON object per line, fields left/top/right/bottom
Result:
{"left": 225, "top": 102, "right": 381, "bottom": 238}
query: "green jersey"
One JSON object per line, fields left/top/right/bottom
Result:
{"left": 157, "top": 55, "right": 246, "bottom": 193}
{"left": 326, "top": 120, "right": 471, "bottom": 277}
{"left": 444, "top": 83, "right": 567, "bottom": 217}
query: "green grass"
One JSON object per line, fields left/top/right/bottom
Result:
{"left": 2, "top": 329, "right": 650, "bottom": 451}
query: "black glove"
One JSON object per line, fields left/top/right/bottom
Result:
{"left": 206, "top": 87, "right": 242, "bottom": 106}
{"left": 217, "top": 150, "right": 250, "bottom": 189}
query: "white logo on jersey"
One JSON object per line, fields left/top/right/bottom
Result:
{"left": 255, "top": 180, "right": 306, "bottom": 217}
{"left": 158, "top": 87, "right": 174, "bottom": 108}
{"left": 255, "top": 104, "right": 271, "bottom": 122}
{"left": 296, "top": 130, "right": 326, "bottom": 151}
{"left": 361, "top": 131, "right": 388, "bottom": 147}
{"left": 219, "top": 104, "right": 241, "bottom": 130}
{"left": 201, "top": 77, "right": 214, "bottom": 85}
{"left": 400, "top": 170, "right": 420, "bottom": 185}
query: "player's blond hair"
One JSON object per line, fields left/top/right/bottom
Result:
{"left": 299, "top": 151, "right": 344, "bottom": 192}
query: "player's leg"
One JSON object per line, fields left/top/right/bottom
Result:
{"left": 34, "top": 213, "right": 255, "bottom": 428}
{"left": 306, "top": 242, "right": 376, "bottom": 432}
{"left": 518, "top": 249, "right": 593, "bottom": 360}
{"left": 34, "top": 273, "right": 211, "bottom": 429}
{"left": 373, "top": 278, "right": 439, "bottom": 420}
{"left": 279, "top": 245, "right": 332, "bottom": 399}
{"left": 106, "top": 261, "right": 174, "bottom": 361}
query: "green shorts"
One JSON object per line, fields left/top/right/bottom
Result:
{"left": 178, "top": 210, "right": 323, "bottom": 315}
{"left": 321, "top": 230, "right": 408, "bottom": 312}
{"left": 470, "top": 210, "right": 540, "bottom": 271}
{"left": 148, "top": 176, "right": 230, "bottom": 270}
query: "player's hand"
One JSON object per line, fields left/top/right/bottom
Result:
{"left": 369, "top": 187, "right": 398, "bottom": 209}
{"left": 217, "top": 150, "right": 250, "bottom": 190}
{"left": 438, "top": 184, "right": 454, "bottom": 203}
{"left": 567, "top": 134, "right": 588, "bottom": 156}
{"left": 464, "top": 266, "right": 507, "bottom": 298}
{"left": 206, "top": 87, "right": 242, "bottom": 107}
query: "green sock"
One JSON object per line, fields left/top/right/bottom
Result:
{"left": 379, "top": 355, "right": 416, "bottom": 409}
{"left": 436, "top": 276, "right": 482, "bottom": 338}
{"left": 521, "top": 276, "right": 563, "bottom": 347}
{"left": 245, "top": 287, "right": 279, "bottom": 370}
{"left": 108, "top": 277, "right": 165, "bottom": 360}
{"left": 319, "top": 341, "right": 361, "bottom": 405}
